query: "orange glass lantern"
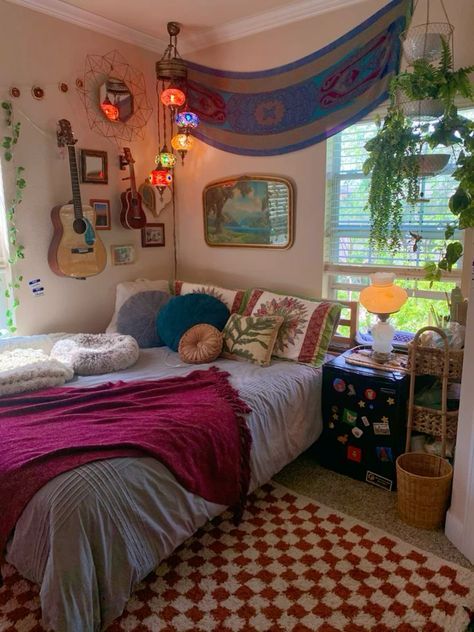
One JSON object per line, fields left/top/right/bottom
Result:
{"left": 149, "top": 168, "right": 173, "bottom": 187}
{"left": 160, "top": 88, "right": 186, "bottom": 108}
{"left": 100, "top": 98, "right": 119, "bottom": 122}
{"left": 171, "top": 133, "right": 194, "bottom": 152}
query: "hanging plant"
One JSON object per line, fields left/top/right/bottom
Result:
{"left": 362, "top": 36, "right": 474, "bottom": 279}
{"left": 1, "top": 101, "right": 25, "bottom": 333}
{"left": 362, "top": 107, "right": 421, "bottom": 252}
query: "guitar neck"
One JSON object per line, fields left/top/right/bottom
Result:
{"left": 129, "top": 162, "right": 138, "bottom": 197}
{"left": 67, "top": 145, "right": 83, "bottom": 219}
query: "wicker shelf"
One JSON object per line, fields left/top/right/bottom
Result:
{"left": 406, "top": 326, "right": 463, "bottom": 458}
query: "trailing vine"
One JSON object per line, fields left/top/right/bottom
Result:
{"left": 1, "top": 101, "right": 25, "bottom": 333}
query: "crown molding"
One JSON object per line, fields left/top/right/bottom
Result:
{"left": 5, "top": 0, "right": 366, "bottom": 55}
{"left": 181, "top": 0, "right": 366, "bottom": 53}
{"left": 4, "top": 0, "right": 167, "bottom": 53}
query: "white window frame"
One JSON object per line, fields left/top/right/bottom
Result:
{"left": 323, "top": 109, "right": 467, "bottom": 312}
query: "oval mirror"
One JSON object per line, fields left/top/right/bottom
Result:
{"left": 99, "top": 77, "right": 134, "bottom": 123}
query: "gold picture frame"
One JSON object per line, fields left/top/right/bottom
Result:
{"left": 203, "top": 175, "right": 294, "bottom": 248}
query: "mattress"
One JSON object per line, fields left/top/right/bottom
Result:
{"left": 6, "top": 347, "right": 323, "bottom": 631}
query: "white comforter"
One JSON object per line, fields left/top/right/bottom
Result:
{"left": 6, "top": 347, "right": 323, "bottom": 631}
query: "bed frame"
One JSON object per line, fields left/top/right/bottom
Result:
{"left": 329, "top": 300, "right": 359, "bottom": 353}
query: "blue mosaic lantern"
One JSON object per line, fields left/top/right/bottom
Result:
{"left": 176, "top": 111, "right": 199, "bottom": 129}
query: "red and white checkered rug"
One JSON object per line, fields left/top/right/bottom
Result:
{"left": 1, "top": 482, "right": 473, "bottom": 631}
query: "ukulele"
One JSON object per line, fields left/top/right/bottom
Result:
{"left": 48, "top": 119, "right": 107, "bottom": 279}
{"left": 120, "top": 148, "right": 146, "bottom": 229}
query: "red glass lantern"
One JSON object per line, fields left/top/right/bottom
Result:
{"left": 149, "top": 168, "right": 173, "bottom": 187}
{"left": 100, "top": 97, "right": 119, "bottom": 122}
{"left": 160, "top": 88, "right": 186, "bottom": 108}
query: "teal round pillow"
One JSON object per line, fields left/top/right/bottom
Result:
{"left": 156, "top": 293, "right": 230, "bottom": 352}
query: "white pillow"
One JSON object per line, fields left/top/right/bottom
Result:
{"left": 106, "top": 279, "right": 170, "bottom": 333}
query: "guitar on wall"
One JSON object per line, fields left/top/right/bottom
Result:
{"left": 48, "top": 119, "right": 107, "bottom": 279}
{"left": 120, "top": 147, "right": 147, "bottom": 229}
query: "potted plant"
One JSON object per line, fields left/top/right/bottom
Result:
{"left": 392, "top": 39, "right": 474, "bottom": 119}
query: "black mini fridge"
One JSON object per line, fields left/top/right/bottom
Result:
{"left": 317, "top": 353, "right": 409, "bottom": 491}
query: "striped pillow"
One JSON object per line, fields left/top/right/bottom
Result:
{"left": 242, "top": 289, "right": 341, "bottom": 366}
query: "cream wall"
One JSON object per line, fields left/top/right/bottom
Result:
{"left": 176, "top": 0, "right": 474, "bottom": 297}
{"left": 0, "top": 0, "right": 167, "bottom": 335}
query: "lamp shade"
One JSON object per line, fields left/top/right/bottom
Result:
{"left": 157, "top": 151, "right": 177, "bottom": 169}
{"left": 171, "top": 133, "right": 194, "bottom": 152}
{"left": 176, "top": 111, "right": 199, "bottom": 129}
{"left": 149, "top": 168, "right": 173, "bottom": 187}
{"left": 160, "top": 88, "right": 186, "bottom": 108}
{"left": 359, "top": 273, "right": 408, "bottom": 315}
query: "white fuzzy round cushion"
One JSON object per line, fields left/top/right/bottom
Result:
{"left": 51, "top": 333, "right": 139, "bottom": 376}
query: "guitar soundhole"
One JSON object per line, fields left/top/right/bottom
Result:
{"left": 73, "top": 218, "right": 87, "bottom": 234}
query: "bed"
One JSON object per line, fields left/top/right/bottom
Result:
{"left": 2, "top": 302, "right": 357, "bottom": 631}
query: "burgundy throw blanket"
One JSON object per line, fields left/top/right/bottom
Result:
{"left": 0, "top": 367, "right": 251, "bottom": 560}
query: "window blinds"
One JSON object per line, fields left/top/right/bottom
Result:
{"left": 325, "top": 109, "right": 474, "bottom": 271}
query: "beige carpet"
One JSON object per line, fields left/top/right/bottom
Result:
{"left": 274, "top": 448, "right": 473, "bottom": 571}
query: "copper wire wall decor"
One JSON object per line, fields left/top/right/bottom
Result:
{"left": 77, "top": 50, "right": 152, "bottom": 144}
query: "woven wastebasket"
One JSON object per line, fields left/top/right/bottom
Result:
{"left": 396, "top": 452, "right": 453, "bottom": 529}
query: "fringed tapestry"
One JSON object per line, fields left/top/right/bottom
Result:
{"left": 186, "top": 0, "right": 412, "bottom": 156}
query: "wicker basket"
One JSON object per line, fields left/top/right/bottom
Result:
{"left": 396, "top": 453, "right": 453, "bottom": 529}
{"left": 407, "top": 342, "right": 464, "bottom": 380}
{"left": 412, "top": 405, "right": 459, "bottom": 439}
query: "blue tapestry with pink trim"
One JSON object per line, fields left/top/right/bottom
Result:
{"left": 186, "top": 0, "right": 411, "bottom": 156}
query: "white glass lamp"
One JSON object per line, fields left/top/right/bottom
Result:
{"left": 359, "top": 273, "right": 408, "bottom": 362}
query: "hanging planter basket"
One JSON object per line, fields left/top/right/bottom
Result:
{"left": 405, "top": 153, "right": 450, "bottom": 176}
{"left": 399, "top": 98, "right": 445, "bottom": 121}
{"left": 401, "top": 22, "right": 454, "bottom": 64}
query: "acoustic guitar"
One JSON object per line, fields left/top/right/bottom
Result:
{"left": 48, "top": 119, "right": 107, "bottom": 279}
{"left": 120, "top": 147, "right": 146, "bottom": 229}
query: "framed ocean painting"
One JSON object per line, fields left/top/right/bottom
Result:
{"left": 203, "top": 175, "right": 294, "bottom": 248}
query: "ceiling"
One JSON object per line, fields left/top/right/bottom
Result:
{"left": 6, "top": 0, "right": 367, "bottom": 53}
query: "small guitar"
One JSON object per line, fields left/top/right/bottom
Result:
{"left": 120, "top": 148, "right": 146, "bottom": 229}
{"left": 48, "top": 119, "right": 107, "bottom": 278}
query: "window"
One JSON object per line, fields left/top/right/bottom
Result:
{"left": 324, "top": 109, "right": 474, "bottom": 332}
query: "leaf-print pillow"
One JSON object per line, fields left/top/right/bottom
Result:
{"left": 242, "top": 289, "right": 341, "bottom": 366}
{"left": 171, "top": 281, "right": 245, "bottom": 313}
{"left": 221, "top": 314, "right": 284, "bottom": 367}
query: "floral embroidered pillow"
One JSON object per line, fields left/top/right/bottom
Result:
{"left": 222, "top": 314, "right": 284, "bottom": 367}
{"left": 242, "top": 289, "right": 341, "bottom": 366}
{"left": 171, "top": 281, "right": 244, "bottom": 313}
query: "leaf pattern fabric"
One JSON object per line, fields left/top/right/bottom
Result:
{"left": 222, "top": 314, "right": 284, "bottom": 367}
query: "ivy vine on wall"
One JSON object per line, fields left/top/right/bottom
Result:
{"left": 1, "top": 101, "right": 25, "bottom": 333}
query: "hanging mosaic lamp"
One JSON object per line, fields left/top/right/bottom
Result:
{"left": 171, "top": 133, "right": 194, "bottom": 164}
{"left": 176, "top": 111, "right": 199, "bottom": 129}
{"left": 156, "top": 146, "right": 177, "bottom": 169}
{"left": 149, "top": 168, "right": 173, "bottom": 188}
{"left": 160, "top": 87, "right": 186, "bottom": 108}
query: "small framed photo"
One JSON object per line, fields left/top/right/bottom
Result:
{"left": 81, "top": 149, "right": 108, "bottom": 184}
{"left": 90, "top": 199, "right": 111, "bottom": 230}
{"left": 141, "top": 223, "right": 165, "bottom": 248}
{"left": 111, "top": 244, "right": 135, "bottom": 266}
